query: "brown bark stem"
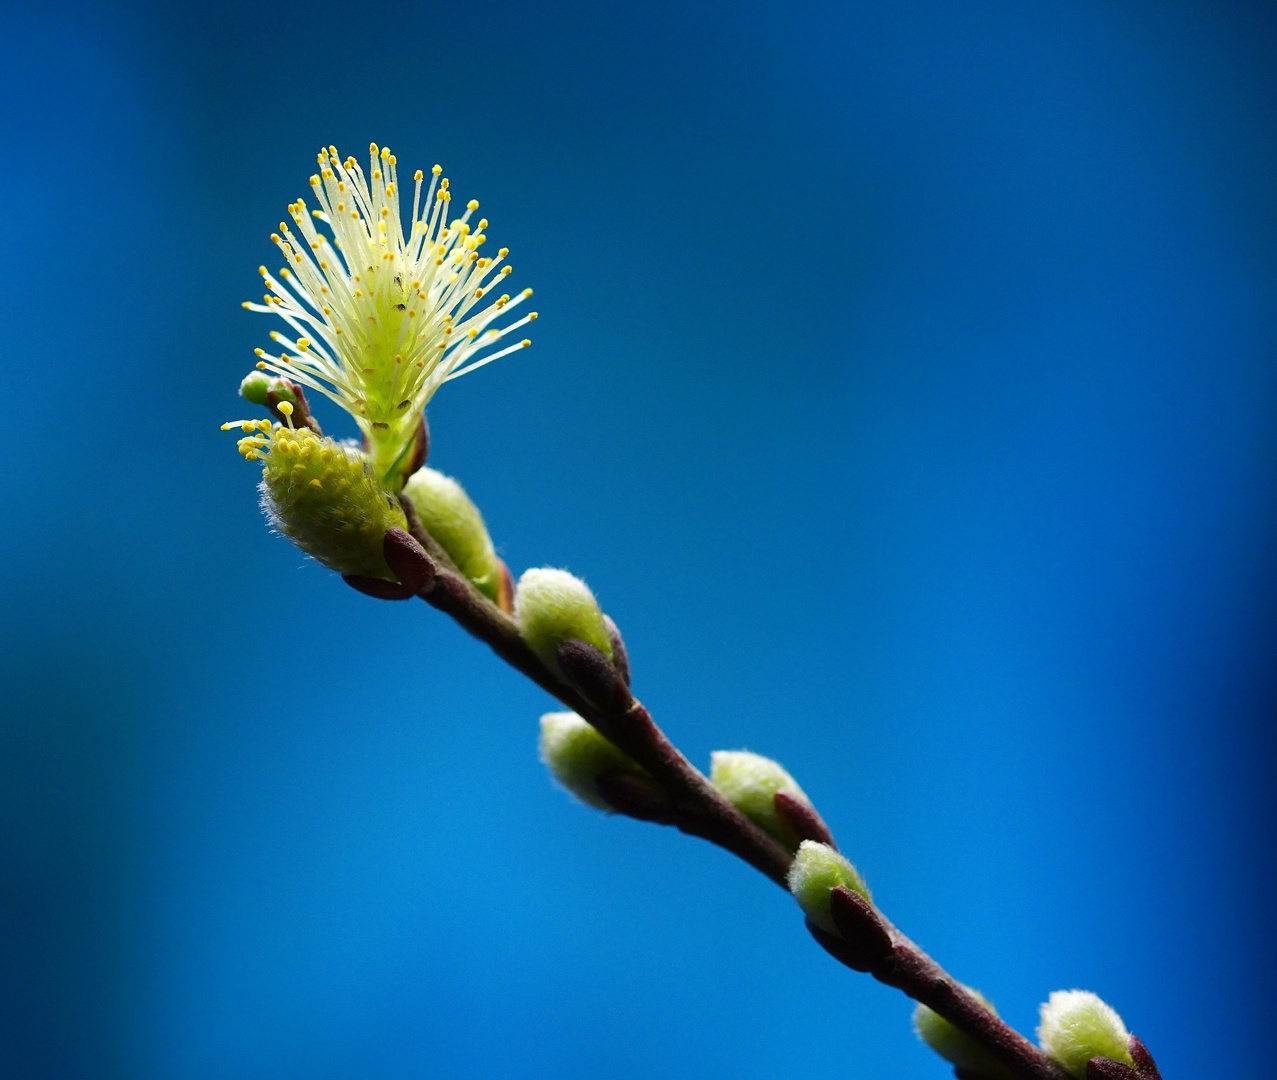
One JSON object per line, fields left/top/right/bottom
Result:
{"left": 382, "top": 518, "right": 1086, "bottom": 1080}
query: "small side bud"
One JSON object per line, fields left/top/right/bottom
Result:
{"left": 402, "top": 467, "right": 504, "bottom": 600}
{"left": 239, "top": 371, "right": 273, "bottom": 405}
{"left": 1038, "top": 991, "right": 1135, "bottom": 1080}
{"left": 786, "top": 840, "right": 870, "bottom": 933}
{"left": 826, "top": 885, "right": 893, "bottom": 969}
{"left": 382, "top": 527, "right": 436, "bottom": 594}
{"left": 514, "top": 568, "right": 613, "bottom": 675}
{"left": 914, "top": 992, "right": 1014, "bottom": 1080}
{"left": 539, "top": 711, "right": 651, "bottom": 811}
{"left": 556, "top": 640, "right": 632, "bottom": 714}
{"left": 709, "top": 750, "right": 813, "bottom": 849}
{"left": 259, "top": 427, "right": 406, "bottom": 580}
{"left": 1127, "top": 1036, "right": 1162, "bottom": 1080}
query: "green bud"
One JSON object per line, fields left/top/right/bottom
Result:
{"left": 239, "top": 371, "right": 272, "bottom": 405}
{"left": 710, "top": 750, "right": 811, "bottom": 848}
{"left": 786, "top": 840, "right": 870, "bottom": 932}
{"left": 1037, "top": 990, "right": 1134, "bottom": 1079}
{"left": 240, "top": 372, "right": 298, "bottom": 407}
{"left": 914, "top": 992, "right": 1015, "bottom": 1080}
{"left": 258, "top": 425, "right": 406, "bottom": 579}
{"left": 539, "top": 711, "right": 647, "bottom": 809}
{"left": 514, "top": 568, "right": 613, "bottom": 674}
{"left": 402, "top": 467, "right": 502, "bottom": 600}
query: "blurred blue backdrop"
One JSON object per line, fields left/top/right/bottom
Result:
{"left": 0, "top": 1, "right": 1273, "bottom": 1077}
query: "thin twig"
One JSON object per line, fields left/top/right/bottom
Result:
{"left": 378, "top": 521, "right": 1085, "bottom": 1080}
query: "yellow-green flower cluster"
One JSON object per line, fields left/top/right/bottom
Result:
{"left": 242, "top": 142, "right": 536, "bottom": 483}
{"left": 224, "top": 405, "right": 405, "bottom": 579}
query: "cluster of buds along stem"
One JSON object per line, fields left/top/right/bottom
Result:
{"left": 225, "top": 142, "right": 1165, "bottom": 1080}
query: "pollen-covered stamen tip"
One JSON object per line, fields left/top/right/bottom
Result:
{"left": 221, "top": 418, "right": 275, "bottom": 461}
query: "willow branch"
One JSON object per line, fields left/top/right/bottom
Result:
{"left": 373, "top": 521, "right": 1081, "bottom": 1080}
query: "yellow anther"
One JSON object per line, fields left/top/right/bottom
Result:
{"left": 277, "top": 400, "right": 295, "bottom": 417}
{"left": 474, "top": 287, "right": 485, "bottom": 298}
{"left": 296, "top": 339, "right": 310, "bottom": 350}
{"left": 432, "top": 164, "right": 442, "bottom": 175}
{"left": 310, "top": 175, "right": 320, "bottom": 186}
{"left": 468, "top": 329, "right": 478, "bottom": 338}
{"left": 529, "top": 311, "right": 538, "bottom": 320}
{"left": 256, "top": 361, "right": 267, "bottom": 370}
{"left": 309, "top": 478, "right": 323, "bottom": 489}
{"left": 498, "top": 247, "right": 509, "bottom": 258}
{"left": 258, "top": 419, "right": 273, "bottom": 432}
{"left": 240, "top": 420, "right": 256, "bottom": 431}
{"left": 414, "top": 169, "right": 424, "bottom": 181}
{"left": 440, "top": 178, "right": 449, "bottom": 189}
{"left": 467, "top": 199, "right": 479, "bottom": 211}
{"left": 522, "top": 288, "right": 534, "bottom": 297}
{"left": 241, "top": 301, "right": 252, "bottom": 309}
{"left": 478, "top": 218, "right": 488, "bottom": 230}
{"left": 372, "top": 170, "right": 382, "bottom": 181}
{"left": 521, "top": 339, "right": 531, "bottom": 347}
{"left": 501, "top": 266, "right": 513, "bottom": 275}
{"left": 370, "top": 142, "right": 379, "bottom": 153}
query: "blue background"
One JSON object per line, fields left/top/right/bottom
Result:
{"left": 0, "top": 1, "right": 1273, "bottom": 1077}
